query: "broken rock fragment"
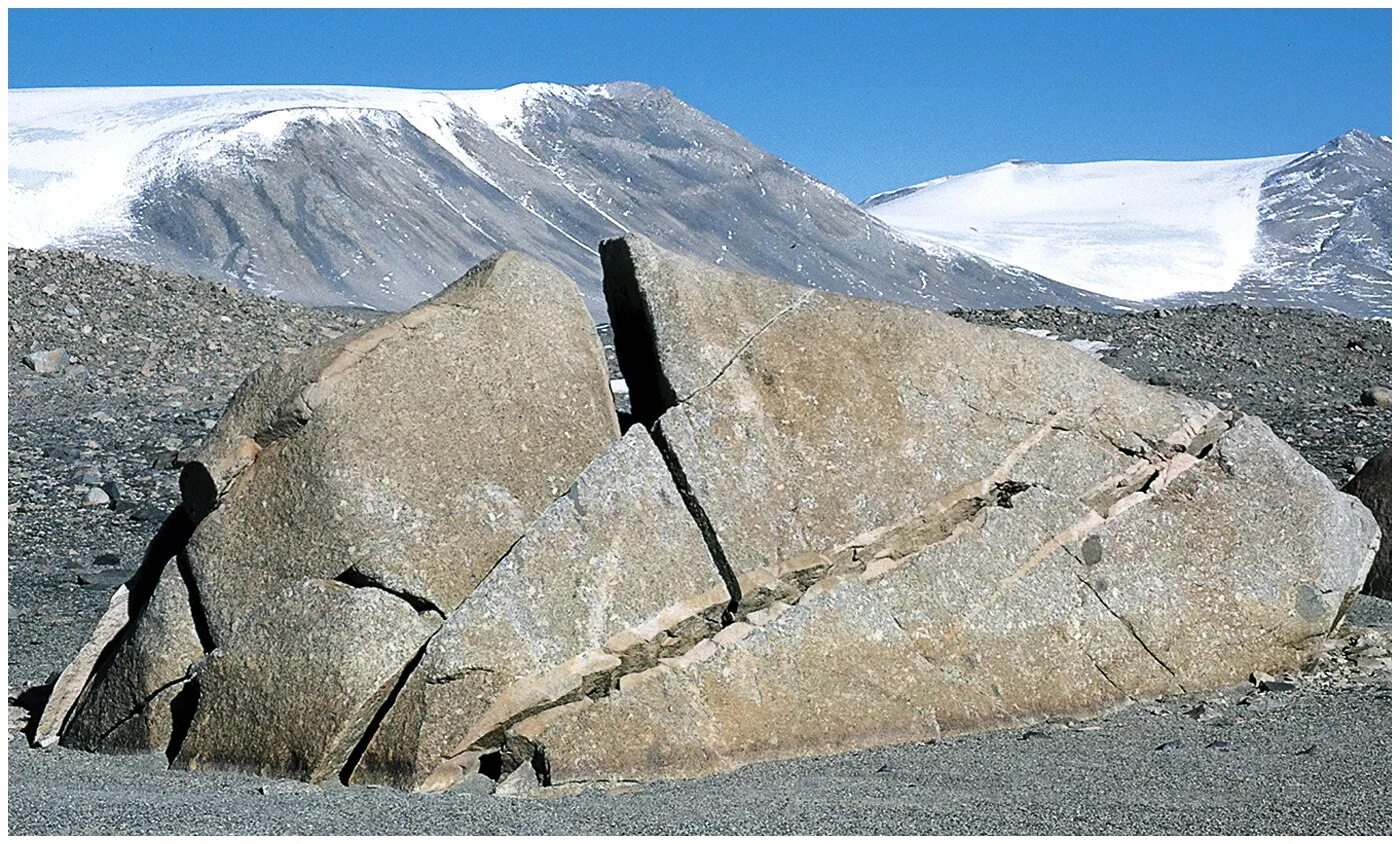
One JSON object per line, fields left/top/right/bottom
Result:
{"left": 349, "top": 425, "right": 727, "bottom": 790}
{"left": 1344, "top": 448, "right": 1391, "bottom": 599}
{"left": 495, "top": 237, "right": 1377, "bottom": 786}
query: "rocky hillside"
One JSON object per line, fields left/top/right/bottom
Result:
{"left": 9, "top": 84, "right": 1111, "bottom": 317}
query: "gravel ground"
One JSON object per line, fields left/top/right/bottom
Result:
{"left": 7, "top": 250, "right": 1393, "bottom": 834}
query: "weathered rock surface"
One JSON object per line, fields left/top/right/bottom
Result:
{"left": 1345, "top": 448, "right": 1391, "bottom": 599}
{"left": 46, "top": 238, "right": 1378, "bottom": 793}
{"left": 174, "top": 579, "right": 439, "bottom": 783}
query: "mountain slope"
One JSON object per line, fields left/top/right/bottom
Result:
{"left": 9, "top": 83, "right": 1115, "bottom": 316}
{"left": 865, "top": 132, "right": 1391, "bottom": 317}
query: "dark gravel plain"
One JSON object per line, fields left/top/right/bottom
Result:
{"left": 7, "top": 249, "right": 1392, "bottom": 835}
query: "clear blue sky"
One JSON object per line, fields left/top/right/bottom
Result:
{"left": 8, "top": 8, "right": 1391, "bottom": 201}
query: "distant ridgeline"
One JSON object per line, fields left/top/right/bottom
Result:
{"left": 8, "top": 83, "right": 1109, "bottom": 319}
{"left": 865, "top": 130, "right": 1392, "bottom": 319}
{"left": 8, "top": 84, "right": 1389, "bottom": 318}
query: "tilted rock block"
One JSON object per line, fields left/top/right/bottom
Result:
{"left": 46, "top": 238, "right": 1378, "bottom": 793}
{"left": 45, "top": 252, "right": 623, "bottom": 781}
{"left": 498, "top": 236, "right": 1377, "bottom": 788}
{"left": 184, "top": 251, "right": 620, "bottom": 641}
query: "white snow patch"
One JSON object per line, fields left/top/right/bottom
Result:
{"left": 867, "top": 154, "right": 1300, "bottom": 301}
{"left": 1013, "top": 327, "right": 1115, "bottom": 360}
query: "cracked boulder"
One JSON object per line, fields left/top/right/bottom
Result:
{"left": 48, "top": 238, "right": 1379, "bottom": 793}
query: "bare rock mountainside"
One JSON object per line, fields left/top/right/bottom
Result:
{"left": 865, "top": 130, "right": 1391, "bottom": 318}
{"left": 9, "top": 84, "right": 1109, "bottom": 317}
{"left": 40, "top": 238, "right": 1378, "bottom": 795}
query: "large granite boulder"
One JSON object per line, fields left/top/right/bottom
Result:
{"left": 45, "top": 238, "right": 1378, "bottom": 793}
{"left": 1345, "top": 448, "right": 1391, "bottom": 599}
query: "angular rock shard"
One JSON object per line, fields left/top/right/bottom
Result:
{"left": 347, "top": 425, "right": 726, "bottom": 790}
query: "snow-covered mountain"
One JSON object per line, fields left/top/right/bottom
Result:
{"left": 865, "top": 132, "right": 1391, "bottom": 317}
{"left": 9, "top": 83, "right": 1114, "bottom": 317}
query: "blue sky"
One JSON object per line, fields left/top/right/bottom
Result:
{"left": 8, "top": 8, "right": 1391, "bottom": 201}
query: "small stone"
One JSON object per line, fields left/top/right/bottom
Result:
{"left": 1204, "top": 740, "right": 1232, "bottom": 751}
{"left": 43, "top": 444, "right": 81, "bottom": 462}
{"left": 1153, "top": 739, "right": 1183, "bottom": 752}
{"left": 100, "top": 481, "right": 123, "bottom": 503}
{"left": 81, "top": 487, "right": 111, "bottom": 508}
{"left": 1249, "top": 670, "right": 1274, "bottom": 686}
{"left": 1258, "top": 679, "right": 1299, "bottom": 693}
{"left": 9, "top": 705, "right": 29, "bottom": 732}
{"left": 148, "top": 449, "right": 179, "bottom": 469}
{"left": 22, "top": 348, "right": 67, "bottom": 375}
{"left": 93, "top": 554, "right": 123, "bottom": 568}
{"left": 68, "top": 466, "right": 102, "bottom": 485}
{"left": 127, "top": 505, "right": 166, "bottom": 524}
{"left": 77, "top": 570, "right": 128, "bottom": 588}
{"left": 1360, "top": 386, "right": 1391, "bottom": 408}
{"left": 1147, "top": 372, "right": 1181, "bottom": 387}
{"left": 1019, "top": 729, "right": 1050, "bottom": 741}
{"left": 1183, "top": 702, "right": 1221, "bottom": 721}
{"left": 1295, "top": 744, "right": 1319, "bottom": 756}
{"left": 62, "top": 304, "right": 80, "bottom": 317}
{"left": 1356, "top": 656, "right": 1390, "bottom": 673}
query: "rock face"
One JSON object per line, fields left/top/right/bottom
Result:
{"left": 47, "top": 238, "right": 1378, "bottom": 793}
{"left": 1345, "top": 449, "right": 1391, "bottom": 599}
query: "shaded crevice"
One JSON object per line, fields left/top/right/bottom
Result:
{"left": 334, "top": 569, "right": 445, "bottom": 617}
{"left": 600, "top": 238, "right": 677, "bottom": 427}
{"left": 600, "top": 237, "right": 744, "bottom": 620}
{"left": 648, "top": 425, "right": 742, "bottom": 621}
{"left": 174, "top": 548, "right": 217, "bottom": 653}
{"left": 164, "top": 677, "right": 200, "bottom": 763}
{"left": 340, "top": 641, "right": 429, "bottom": 785}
